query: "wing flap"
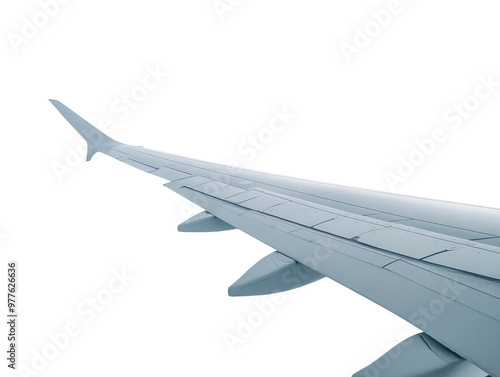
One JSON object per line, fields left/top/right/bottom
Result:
{"left": 289, "top": 229, "right": 396, "bottom": 268}
{"left": 314, "top": 217, "right": 386, "bottom": 239}
{"left": 356, "top": 227, "right": 461, "bottom": 259}
{"left": 117, "top": 157, "right": 157, "bottom": 173}
{"left": 173, "top": 178, "right": 500, "bottom": 279}
{"left": 169, "top": 185, "right": 500, "bottom": 376}
{"left": 424, "top": 247, "right": 500, "bottom": 279}
{"left": 384, "top": 260, "right": 500, "bottom": 321}
{"left": 150, "top": 166, "right": 191, "bottom": 181}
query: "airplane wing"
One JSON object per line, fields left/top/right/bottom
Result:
{"left": 50, "top": 100, "right": 500, "bottom": 377}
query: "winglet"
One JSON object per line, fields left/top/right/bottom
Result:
{"left": 49, "top": 99, "right": 120, "bottom": 161}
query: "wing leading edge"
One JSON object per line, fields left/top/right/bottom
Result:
{"left": 50, "top": 100, "right": 500, "bottom": 377}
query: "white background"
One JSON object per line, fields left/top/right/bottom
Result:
{"left": 2, "top": 1, "right": 500, "bottom": 376}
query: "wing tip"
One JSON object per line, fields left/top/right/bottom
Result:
{"left": 50, "top": 99, "right": 120, "bottom": 161}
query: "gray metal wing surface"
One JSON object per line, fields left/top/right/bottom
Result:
{"left": 50, "top": 100, "right": 500, "bottom": 377}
